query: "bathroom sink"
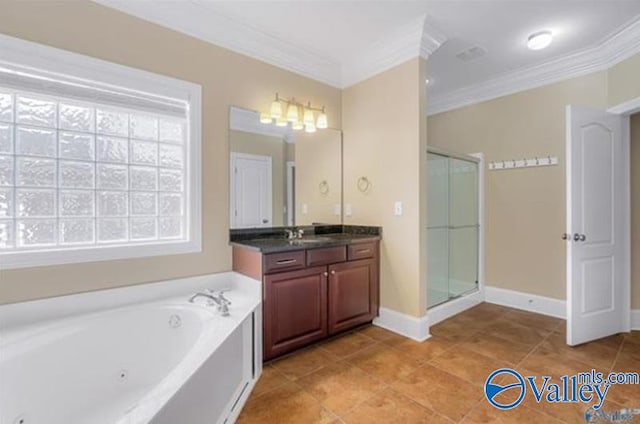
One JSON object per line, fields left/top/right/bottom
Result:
{"left": 288, "top": 237, "right": 333, "bottom": 246}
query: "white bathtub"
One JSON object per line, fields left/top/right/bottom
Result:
{"left": 0, "top": 272, "right": 262, "bottom": 424}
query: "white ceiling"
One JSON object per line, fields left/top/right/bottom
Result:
{"left": 96, "top": 0, "right": 640, "bottom": 112}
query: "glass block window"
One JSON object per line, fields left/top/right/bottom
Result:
{"left": 0, "top": 88, "right": 188, "bottom": 251}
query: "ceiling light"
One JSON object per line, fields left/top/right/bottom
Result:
{"left": 305, "top": 122, "right": 316, "bottom": 133}
{"left": 527, "top": 30, "right": 553, "bottom": 50}
{"left": 275, "top": 117, "right": 288, "bottom": 127}
{"left": 292, "top": 121, "right": 304, "bottom": 130}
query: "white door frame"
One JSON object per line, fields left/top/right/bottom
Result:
{"left": 606, "top": 96, "right": 640, "bottom": 331}
{"left": 230, "top": 152, "right": 273, "bottom": 229}
{"left": 286, "top": 161, "right": 295, "bottom": 226}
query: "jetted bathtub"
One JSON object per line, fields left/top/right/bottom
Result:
{"left": 0, "top": 272, "right": 262, "bottom": 424}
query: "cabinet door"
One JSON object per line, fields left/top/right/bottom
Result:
{"left": 263, "top": 266, "right": 328, "bottom": 360}
{"left": 328, "top": 259, "right": 378, "bottom": 335}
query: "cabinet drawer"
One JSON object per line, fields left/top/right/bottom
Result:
{"left": 264, "top": 250, "right": 305, "bottom": 274}
{"left": 306, "top": 246, "right": 346, "bottom": 267}
{"left": 348, "top": 242, "right": 375, "bottom": 260}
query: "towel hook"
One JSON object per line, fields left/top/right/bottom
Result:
{"left": 357, "top": 176, "right": 371, "bottom": 193}
{"left": 318, "top": 180, "right": 329, "bottom": 196}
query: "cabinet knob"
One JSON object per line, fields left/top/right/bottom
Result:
{"left": 323, "top": 272, "right": 328, "bottom": 277}
{"left": 331, "top": 270, "right": 336, "bottom": 275}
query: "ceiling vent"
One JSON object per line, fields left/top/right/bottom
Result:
{"left": 456, "top": 46, "right": 487, "bottom": 62}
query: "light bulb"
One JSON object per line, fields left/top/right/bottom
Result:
{"left": 286, "top": 103, "right": 299, "bottom": 122}
{"left": 270, "top": 100, "right": 282, "bottom": 119}
{"left": 275, "top": 117, "right": 288, "bottom": 127}
{"left": 292, "top": 121, "right": 304, "bottom": 130}
{"left": 305, "top": 122, "right": 316, "bottom": 133}
{"left": 259, "top": 112, "right": 272, "bottom": 124}
{"left": 527, "top": 30, "right": 553, "bottom": 50}
{"left": 316, "top": 112, "right": 328, "bottom": 129}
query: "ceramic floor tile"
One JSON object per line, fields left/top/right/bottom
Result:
{"left": 345, "top": 344, "right": 422, "bottom": 383}
{"left": 295, "top": 361, "right": 386, "bottom": 416}
{"left": 270, "top": 346, "right": 337, "bottom": 380}
{"left": 483, "top": 319, "right": 551, "bottom": 347}
{"left": 500, "top": 309, "right": 564, "bottom": 332}
{"left": 251, "top": 364, "right": 290, "bottom": 398}
{"left": 319, "top": 331, "right": 378, "bottom": 359}
{"left": 429, "top": 318, "right": 484, "bottom": 342}
{"left": 341, "top": 387, "right": 434, "bottom": 424}
{"left": 429, "top": 346, "right": 511, "bottom": 387}
{"left": 520, "top": 345, "right": 603, "bottom": 378}
{"left": 536, "top": 331, "right": 622, "bottom": 370}
{"left": 392, "top": 364, "right": 483, "bottom": 422}
{"left": 383, "top": 335, "right": 457, "bottom": 363}
{"left": 355, "top": 325, "right": 398, "bottom": 342}
{"left": 461, "top": 402, "right": 564, "bottom": 424}
{"left": 237, "top": 382, "right": 338, "bottom": 424}
{"left": 456, "top": 332, "right": 532, "bottom": 365}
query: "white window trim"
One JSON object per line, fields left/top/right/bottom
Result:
{"left": 0, "top": 34, "right": 202, "bottom": 269}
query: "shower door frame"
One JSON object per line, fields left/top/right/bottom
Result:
{"left": 426, "top": 146, "right": 485, "bottom": 315}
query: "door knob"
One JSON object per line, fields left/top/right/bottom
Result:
{"left": 579, "top": 234, "right": 586, "bottom": 242}
{"left": 573, "top": 233, "right": 586, "bottom": 242}
{"left": 562, "top": 233, "right": 570, "bottom": 240}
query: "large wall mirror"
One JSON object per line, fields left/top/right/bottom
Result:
{"left": 229, "top": 106, "right": 342, "bottom": 229}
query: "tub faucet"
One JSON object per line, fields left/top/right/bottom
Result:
{"left": 189, "top": 291, "right": 231, "bottom": 316}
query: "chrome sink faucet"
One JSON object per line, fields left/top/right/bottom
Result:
{"left": 189, "top": 290, "right": 231, "bottom": 316}
{"left": 285, "top": 229, "right": 305, "bottom": 240}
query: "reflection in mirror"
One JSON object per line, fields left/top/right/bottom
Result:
{"left": 229, "top": 106, "right": 342, "bottom": 229}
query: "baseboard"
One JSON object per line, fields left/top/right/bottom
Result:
{"left": 428, "top": 290, "right": 484, "bottom": 326}
{"left": 485, "top": 286, "right": 566, "bottom": 319}
{"left": 373, "top": 307, "right": 430, "bottom": 342}
{"left": 632, "top": 310, "right": 640, "bottom": 331}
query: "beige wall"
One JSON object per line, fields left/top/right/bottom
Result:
{"left": 428, "top": 72, "right": 609, "bottom": 300}
{"left": 632, "top": 113, "right": 640, "bottom": 310}
{"left": 0, "top": 1, "right": 341, "bottom": 304}
{"left": 343, "top": 58, "right": 428, "bottom": 316}
{"left": 230, "top": 130, "right": 287, "bottom": 226}
{"left": 295, "top": 130, "right": 342, "bottom": 225}
{"left": 608, "top": 54, "right": 640, "bottom": 107}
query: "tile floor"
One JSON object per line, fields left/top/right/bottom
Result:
{"left": 237, "top": 303, "right": 640, "bottom": 424}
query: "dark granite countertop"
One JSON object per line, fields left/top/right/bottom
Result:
{"left": 230, "top": 225, "right": 381, "bottom": 253}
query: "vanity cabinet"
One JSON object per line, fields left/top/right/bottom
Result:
{"left": 232, "top": 239, "right": 379, "bottom": 361}
{"left": 263, "top": 266, "right": 328, "bottom": 359}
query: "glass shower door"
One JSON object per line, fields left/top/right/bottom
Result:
{"left": 427, "top": 151, "right": 479, "bottom": 308}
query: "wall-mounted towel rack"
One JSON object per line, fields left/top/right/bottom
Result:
{"left": 488, "top": 156, "right": 558, "bottom": 171}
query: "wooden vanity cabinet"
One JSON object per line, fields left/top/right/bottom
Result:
{"left": 232, "top": 240, "right": 379, "bottom": 361}
{"left": 328, "top": 258, "right": 378, "bottom": 334}
{"left": 263, "top": 266, "right": 328, "bottom": 359}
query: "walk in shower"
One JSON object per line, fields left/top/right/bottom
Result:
{"left": 427, "top": 148, "right": 480, "bottom": 308}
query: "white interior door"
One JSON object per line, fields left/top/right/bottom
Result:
{"left": 566, "top": 105, "right": 628, "bottom": 346}
{"left": 230, "top": 153, "right": 272, "bottom": 229}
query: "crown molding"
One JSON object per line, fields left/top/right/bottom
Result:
{"left": 229, "top": 106, "right": 294, "bottom": 143}
{"left": 341, "top": 15, "right": 446, "bottom": 87}
{"left": 93, "top": 0, "right": 342, "bottom": 87}
{"left": 428, "top": 16, "right": 640, "bottom": 116}
{"left": 93, "top": 1, "right": 446, "bottom": 90}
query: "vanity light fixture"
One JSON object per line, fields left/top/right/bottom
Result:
{"left": 527, "top": 30, "right": 553, "bottom": 50}
{"left": 261, "top": 93, "right": 329, "bottom": 131}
